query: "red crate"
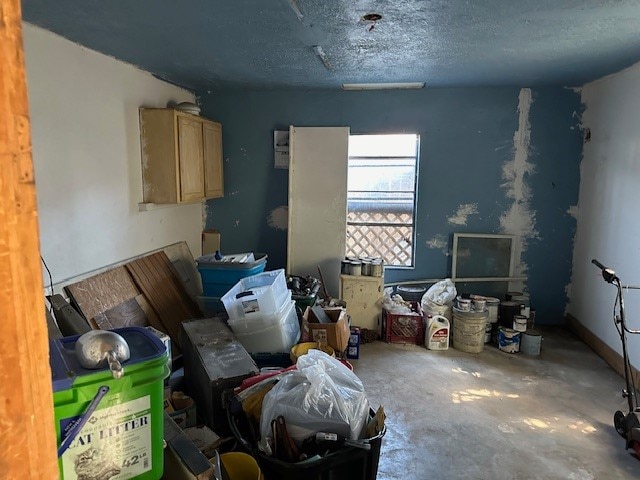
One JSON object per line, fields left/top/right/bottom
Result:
{"left": 384, "top": 303, "right": 424, "bottom": 345}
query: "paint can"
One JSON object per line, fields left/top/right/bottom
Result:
{"left": 508, "top": 292, "right": 530, "bottom": 307}
{"left": 505, "top": 291, "right": 523, "bottom": 301}
{"left": 452, "top": 307, "right": 488, "bottom": 354}
{"left": 361, "top": 260, "right": 372, "bottom": 276}
{"left": 498, "top": 327, "right": 521, "bottom": 354}
{"left": 456, "top": 296, "right": 472, "bottom": 312}
{"left": 513, "top": 315, "right": 528, "bottom": 332}
{"left": 472, "top": 295, "right": 486, "bottom": 312}
{"left": 370, "top": 259, "right": 384, "bottom": 277}
{"left": 341, "top": 260, "right": 350, "bottom": 274}
{"left": 347, "top": 261, "right": 362, "bottom": 276}
{"left": 485, "top": 297, "right": 500, "bottom": 324}
{"left": 521, "top": 330, "right": 542, "bottom": 356}
{"left": 527, "top": 309, "right": 536, "bottom": 330}
{"left": 426, "top": 315, "right": 450, "bottom": 351}
{"left": 499, "top": 301, "right": 521, "bottom": 328}
{"left": 484, "top": 322, "right": 493, "bottom": 344}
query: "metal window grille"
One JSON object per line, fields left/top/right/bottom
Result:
{"left": 346, "top": 135, "right": 419, "bottom": 267}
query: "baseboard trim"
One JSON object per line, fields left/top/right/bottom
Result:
{"left": 566, "top": 313, "right": 640, "bottom": 390}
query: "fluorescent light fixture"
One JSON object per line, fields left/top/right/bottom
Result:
{"left": 341, "top": 82, "right": 426, "bottom": 91}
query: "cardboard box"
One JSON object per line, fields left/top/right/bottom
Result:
{"left": 303, "top": 307, "right": 350, "bottom": 354}
{"left": 201, "top": 229, "right": 221, "bottom": 255}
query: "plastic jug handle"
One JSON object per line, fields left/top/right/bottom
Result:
{"left": 57, "top": 385, "right": 109, "bottom": 457}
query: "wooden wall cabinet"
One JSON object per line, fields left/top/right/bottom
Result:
{"left": 340, "top": 274, "right": 384, "bottom": 333}
{"left": 140, "top": 108, "right": 224, "bottom": 204}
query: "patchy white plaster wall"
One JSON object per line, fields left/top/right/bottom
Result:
{"left": 500, "top": 88, "right": 538, "bottom": 289}
{"left": 568, "top": 60, "right": 640, "bottom": 370}
{"left": 447, "top": 203, "right": 478, "bottom": 226}
{"left": 24, "top": 24, "right": 202, "bottom": 284}
{"left": 267, "top": 206, "right": 288, "bottom": 230}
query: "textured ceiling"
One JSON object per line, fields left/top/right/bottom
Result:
{"left": 22, "top": 0, "right": 640, "bottom": 91}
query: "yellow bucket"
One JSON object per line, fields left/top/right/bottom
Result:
{"left": 220, "top": 452, "right": 264, "bottom": 480}
{"left": 290, "top": 341, "right": 335, "bottom": 363}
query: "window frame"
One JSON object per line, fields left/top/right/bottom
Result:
{"left": 346, "top": 133, "right": 420, "bottom": 269}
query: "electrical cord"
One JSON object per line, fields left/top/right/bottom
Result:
{"left": 40, "top": 255, "right": 54, "bottom": 313}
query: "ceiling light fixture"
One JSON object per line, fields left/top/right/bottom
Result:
{"left": 341, "top": 82, "right": 426, "bottom": 91}
{"left": 361, "top": 13, "right": 382, "bottom": 32}
{"left": 362, "top": 13, "right": 382, "bottom": 22}
{"left": 313, "top": 46, "right": 333, "bottom": 70}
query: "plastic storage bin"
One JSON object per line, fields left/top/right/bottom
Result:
{"left": 197, "top": 253, "right": 267, "bottom": 297}
{"left": 196, "top": 295, "right": 224, "bottom": 316}
{"left": 228, "top": 299, "right": 300, "bottom": 353}
{"left": 50, "top": 327, "right": 170, "bottom": 480}
{"left": 222, "top": 269, "right": 289, "bottom": 320}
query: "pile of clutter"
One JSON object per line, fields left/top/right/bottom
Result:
{"left": 230, "top": 349, "right": 386, "bottom": 470}
{"left": 383, "top": 279, "right": 540, "bottom": 356}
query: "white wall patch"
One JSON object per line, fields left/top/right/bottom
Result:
{"left": 267, "top": 206, "right": 288, "bottom": 230}
{"left": 426, "top": 235, "right": 447, "bottom": 250}
{"left": 566, "top": 205, "right": 579, "bottom": 219}
{"left": 447, "top": 203, "right": 478, "bottom": 226}
{"left": 500, "top": 88, "right": 539, "bottom": 283}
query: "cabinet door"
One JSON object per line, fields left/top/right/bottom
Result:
{"left": 177, "top": 116, "right": 205, "bottom": 202}
{"left": 203, "top": 122, "right": 224, "bottom": 198}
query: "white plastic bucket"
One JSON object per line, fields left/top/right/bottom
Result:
{"left": 485, "top": 297, "right": 500, "bottom": 324}
{"left": 452, "top": 307, "right": 488, "bottom": 354}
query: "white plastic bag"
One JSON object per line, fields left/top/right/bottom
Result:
{"left": 422, "top": 279, "right": 457, "bottom": 306}
{"left": 382, "top": 287, "right": 413, "bottom": 314}
{"left": 259, "top": 350, "right": 369, "bottom": 450}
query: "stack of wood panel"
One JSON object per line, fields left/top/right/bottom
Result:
{"left": 63, "top": 245, "right": 203, "bottom": 353}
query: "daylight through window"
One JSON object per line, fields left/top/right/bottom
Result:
{"left": 346, "top": 134, "right": 419, "bottom": 267}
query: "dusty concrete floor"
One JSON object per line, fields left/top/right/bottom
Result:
{"left": 352, "top": 327, "right": 639, "bottom": 480}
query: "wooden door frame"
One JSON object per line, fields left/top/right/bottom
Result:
{"left": 0, "top": 0, "right": 58, "bottom": 477}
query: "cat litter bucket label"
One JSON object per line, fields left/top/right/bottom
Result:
{"left": 60, "top": 395, "right": 152, "bottom": 480}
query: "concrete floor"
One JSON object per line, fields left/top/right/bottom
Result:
{"left": 352, "top": 328, "right": 639, "bottom": 480}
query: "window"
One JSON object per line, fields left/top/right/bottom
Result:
{"left": 346, "top": 134, "right": 419, "bottom": 267}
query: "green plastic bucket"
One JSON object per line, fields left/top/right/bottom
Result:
{"left": 50, "top": 327, "right": 170, "bottom": 480}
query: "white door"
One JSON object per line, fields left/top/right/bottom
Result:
{"left": 287, "top": 126, "right": 349, "bottom": 298}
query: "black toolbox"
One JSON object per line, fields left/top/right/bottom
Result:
{"left": 181, "top": 317, "right": 258, "bottom": 435}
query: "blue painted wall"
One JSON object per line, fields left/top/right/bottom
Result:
{"left": 199, "top": 87, "right": 582, "bottom": 324}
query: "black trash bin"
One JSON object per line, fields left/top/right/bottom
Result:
{"left": 227, "top": 395, "right": 385, "bottom": 480}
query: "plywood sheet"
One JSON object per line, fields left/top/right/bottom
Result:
{"left": 64, "top": 266, "right": 139, "bottom": 322}
{"left": 126, "top": 251, "right": 202, "bottom": 348}
{"left": 164, "top": 242, "right": 202, "bottom": 299}
{"left": 92, "top": 298, "right": 150, "bottom": 330}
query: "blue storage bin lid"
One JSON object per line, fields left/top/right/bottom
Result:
{"left": 50, "top": 327, "right": 167, "bottom": 393}
{"left": 196, "top": 252, "right": 267, "bottom": 270}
